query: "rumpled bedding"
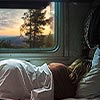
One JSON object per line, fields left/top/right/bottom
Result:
{"left": 0, "top": 59, "right": 54, "bottom": 100}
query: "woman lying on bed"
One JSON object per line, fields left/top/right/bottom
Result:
{"left": 0, "top": 58, "right": 90, "bottom": 100}
{"left": 48, "top": 59, "right": 90, "bottom": 100}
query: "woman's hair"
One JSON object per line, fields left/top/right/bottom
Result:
{"left": 68, "top": 59, "right": 91, "bottom": 83}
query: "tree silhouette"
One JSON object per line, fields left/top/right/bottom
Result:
{"left": 20, "top": 9, "right": 50, "bottom": 48}
{"left": 0, "top": 40, "right": 12, "bottom": 48}
{"left": 45, "top": 33, "right": 54, "bottom": 48}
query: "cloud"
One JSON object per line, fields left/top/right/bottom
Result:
{"left": 0, "top": 9, "right": 27, "bottom": 30}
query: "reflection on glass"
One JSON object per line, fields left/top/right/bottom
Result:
{"left": 0, "top": 2, "right": 54, "bottom": 48}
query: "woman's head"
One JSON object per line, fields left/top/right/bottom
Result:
{"left": 68, "top": 59, "right": 91, "bottom": 83}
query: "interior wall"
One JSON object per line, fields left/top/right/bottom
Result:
{"left": 67, "top": 2, "right": 91, "bottom": 62}
{"left": 92, "top": 0, "right": 100, "bottom": 6}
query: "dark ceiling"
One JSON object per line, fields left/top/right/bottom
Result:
{"left": 0, "top": 1, "right": 50, "bottom": 9}
{"left": 67, "top": 0, "right": 95, "bottom": 2}
{"left": 0, "top": 0, "right": 96, "bottom": 9}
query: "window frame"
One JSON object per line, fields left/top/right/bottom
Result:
{"left": 0, "top": 2, "right": 68, "bottom": 59}
{"left": 0, "top": 2, "right": 59, "bottom": 53}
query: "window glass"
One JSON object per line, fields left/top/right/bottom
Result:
{"left": 0, "top": 2, "right": 55, "bottom": 49}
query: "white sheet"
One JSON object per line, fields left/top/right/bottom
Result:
{"left": 0, "top": 59, "right": 54, "bottom": 100}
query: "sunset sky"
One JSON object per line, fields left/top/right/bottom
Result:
{"left": 0, "top": 3, "right": 54, "bottom": 36}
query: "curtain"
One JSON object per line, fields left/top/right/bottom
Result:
{"left": 84, "top": 6, "right": 100, "bottom": 49}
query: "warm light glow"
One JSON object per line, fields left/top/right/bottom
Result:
{"left": 0, "top": 27, "right": 20, "bottom": 36}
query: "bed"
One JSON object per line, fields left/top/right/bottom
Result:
{"left": 0, "top": 48, "right": 100, "bottom": 100}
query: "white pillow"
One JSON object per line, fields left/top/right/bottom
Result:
{"left": 92, "top": 47, "right": 100, "bottom": 69}
{"left": 76, "top": 47, "right": 100, "bottom": 98}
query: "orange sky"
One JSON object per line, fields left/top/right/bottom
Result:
{"left": 0, "top": 24, "right": 52, "bottom": 36}
{"left": 0, "top": 3, "right": 54, "bottom": 36}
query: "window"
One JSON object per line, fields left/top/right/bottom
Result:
{"left": 0, "top": 2, "right": 57, "bottom": 53}
{"left": 0, "top": 1, "right": 66, "bottom": 59}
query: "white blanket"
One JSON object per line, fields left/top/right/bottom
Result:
{"left": 0, "top": 59, "right": 54, "bottom": 100}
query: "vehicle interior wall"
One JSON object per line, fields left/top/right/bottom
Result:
{"left": 67, "top": 2, "right": 91, "bottom": 60}
{"left": 68, "top": 0, "right": 100, "bottom": 63}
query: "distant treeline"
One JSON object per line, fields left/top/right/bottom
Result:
{"left": 0, "top": 34, "right": 54, "bottom": 48}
